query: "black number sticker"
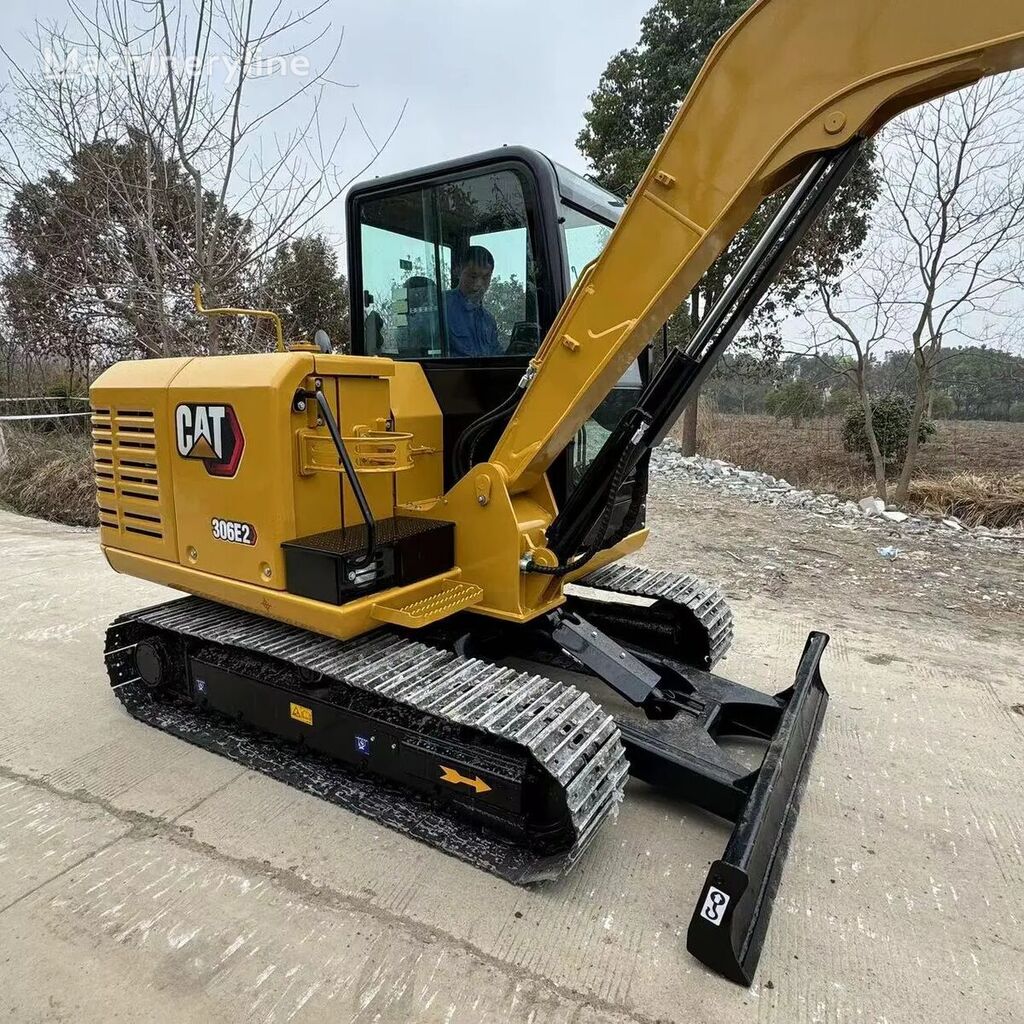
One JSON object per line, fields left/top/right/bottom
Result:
{"left": 699, "top": 886, "right": 730, "bottom": 926}
{"left": 211, "top": 518, "right": 257, "bottom": 546}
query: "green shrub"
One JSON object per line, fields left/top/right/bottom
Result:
{"left": 824, "top": 388, "right": 856, "bottom": 417}
{"left": 842, "top": 395, "right": 935, "bottom": 475}
{"left": 765, "top": 380, "right": 822, "bottom": 427}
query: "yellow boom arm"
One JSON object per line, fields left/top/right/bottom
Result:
{"left": 490, "top": 0, "right": 1024, "bottom": 493}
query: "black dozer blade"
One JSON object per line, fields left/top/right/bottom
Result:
{"left": 684, "top": 632, "right": 829, "bottom": 985}
{"left": 430, "top": 587, "right": 829, "bottom": 987}
{"left": 451, "top": 605, "right": 830, "bottom": 987}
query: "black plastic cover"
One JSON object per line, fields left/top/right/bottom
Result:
{"left": 282, "top": 517, "right": 455, "bottom": 605}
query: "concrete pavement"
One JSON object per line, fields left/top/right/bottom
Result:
{"left": 0, "top": 508, "right": 1021, "bottom": 1023}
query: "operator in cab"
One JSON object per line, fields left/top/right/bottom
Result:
{"left": 445, "top": 245, "right": 502, "bottom": 357}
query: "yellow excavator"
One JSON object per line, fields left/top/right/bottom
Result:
{"left": 92, "top": 0, "right": 1024, "bottom": 985}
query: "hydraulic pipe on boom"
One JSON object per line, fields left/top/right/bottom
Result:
{"left": 547, "top": 143, "right": 866, "bottom": 564}
{"left": 488, "top": 0, "right": 1024, "bottom": 498}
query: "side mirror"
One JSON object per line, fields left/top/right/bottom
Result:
{"left": 314, "top": 329, "right": 332, "bottom": 354}
{"left": 363, "top": 290, "right": 374, "bottom": 309}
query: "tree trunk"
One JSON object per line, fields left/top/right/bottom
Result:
{"left": 204, "top": 281, "right": 223, "bottom": 356}
{"left": 894, "top": 357, "right": 929, "bottom": 504}
{"left": 681, "top": 394, "right": 700, "bottom": 456}
{"left": 858, "top": 380, "right": 888, "bottom": 501}
{"left": 208, "top": 318, "right": 223, "bottom": 356}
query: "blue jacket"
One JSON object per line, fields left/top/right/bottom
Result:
{"left": 445, "top": 290, "right": 500, "bottom": 357}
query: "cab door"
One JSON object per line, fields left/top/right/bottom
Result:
{"left": 349, "top": 155, "right": 559, "bottom": 491}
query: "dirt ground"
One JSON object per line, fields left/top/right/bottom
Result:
{"left": 689, "top": 413, "right": 1024, "bottom": 507}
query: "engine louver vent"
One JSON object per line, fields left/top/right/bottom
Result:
{"left": 92, "top": 408, "right": 165, "bottom": 540}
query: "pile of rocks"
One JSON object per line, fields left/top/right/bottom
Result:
{"left": 649, "top": 441, "right": 1024, "bottom": 543}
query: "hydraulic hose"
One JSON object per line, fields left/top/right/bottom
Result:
{"left": 300, "top": 389, "right": 377, "bottom": 569}
{"left": 524, "top": 419, "right": 647, "bottom": 578}
{"left": 453, "top": 366, "right": 536, "bottom": 479}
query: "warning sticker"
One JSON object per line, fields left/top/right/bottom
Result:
{"left": 699, "top": 886, "right": 730, "bottom": 926}
{"left": 289, "top": 702, "right": 313, "bottom": 726}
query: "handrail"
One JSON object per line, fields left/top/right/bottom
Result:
{"left": 192, "top": 284, "right": 286, "bottom": 353}
{"left": 296, "top": 387, "right": 379, "bottom": 570}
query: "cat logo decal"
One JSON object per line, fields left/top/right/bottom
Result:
{"left": 175, "top": 404, "right": 245, "bottom": 477}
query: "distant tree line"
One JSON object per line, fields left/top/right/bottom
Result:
{"left": 705, "top": 347, "right": 1024, "bottom": 423}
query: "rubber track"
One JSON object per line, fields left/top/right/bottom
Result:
{"left": 105, "top": 597, "right": 628, "bottom": 884}
{"left": 569, "top": 564, "right": 734, "bottom": 669}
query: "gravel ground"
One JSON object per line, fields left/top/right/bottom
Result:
{"left": 645, "top": 462, "right": 1024, "bottom": 642}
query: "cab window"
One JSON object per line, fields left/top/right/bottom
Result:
{"left": 557, "top": 202, "right": 645, "bottom": 487}
{"left": 357, "top": 168, "right": 545, "bottom": 359}
{"left": 562, "top": 205, "right": 613, "bottom": 285}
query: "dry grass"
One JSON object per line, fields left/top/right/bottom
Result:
{"left": 906, "top": 475, "right": 1024, "bottom": 530}
{"left": 0, "top": 423, "right": 98, "bottom": 527}
{"left": 678, "top": 412, "right": 1024, "bottom": 527}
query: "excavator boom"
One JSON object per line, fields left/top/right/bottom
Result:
{"left": 490, "top": 0, "right": 1024, "bottom": 492}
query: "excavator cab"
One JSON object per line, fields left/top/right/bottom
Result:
{"left": 346, "top": 147, "right": 645, "bottom": 507}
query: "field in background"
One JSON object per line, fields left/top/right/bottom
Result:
{"left": 674, "top": 412, "right": 1024, "bottom": 527}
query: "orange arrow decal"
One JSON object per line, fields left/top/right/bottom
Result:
{"left": 439, "top": 765, "right": 492, "bottom": 795}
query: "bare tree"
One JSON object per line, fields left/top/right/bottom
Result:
{"left": 807, "top": 256, "right": 908, "bottom": 499}
{"left": 0, "top": 1, "right": 405, "bottom": 359}
{"left": 803, "top": 72, "right": 1024, "bottom": 503}
{"left": 883, "top": 73, "right": 1024, "bottom": 501}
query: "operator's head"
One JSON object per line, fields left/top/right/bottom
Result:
{"left": 456, "top": 245, "right": 495, "bottom": 305}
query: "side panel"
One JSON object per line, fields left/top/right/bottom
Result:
{"left": 165, "top": 354, "right": 318, "bottom": 590}
{"left": 390, "top": 363, "right": 444, "bottom": 507}
{"left": 90, "top": 358, "right": 190, "bottom": 564}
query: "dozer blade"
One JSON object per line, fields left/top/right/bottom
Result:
{"left": 684, "top": 632, "right": 829, "bottom": 984}
{"left": 451, "top": 604, "right": 829, "bottom": 987}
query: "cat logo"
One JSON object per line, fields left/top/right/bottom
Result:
{"left": 175, "top": 403, "right": 245, "bottom": 477}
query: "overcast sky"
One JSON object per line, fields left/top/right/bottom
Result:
{"left": 0, "top": 0, "right": 653, "bottom": 249}
{"left": 2, "top": 1, "right": 1021, "bottom": 356}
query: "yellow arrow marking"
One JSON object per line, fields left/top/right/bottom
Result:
{"left": 439, "top": 765, "right": 492, "bottom": 795}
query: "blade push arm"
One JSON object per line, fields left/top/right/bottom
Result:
{"left": 489, "top": 0, "right": 1024, "bottom": 493}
